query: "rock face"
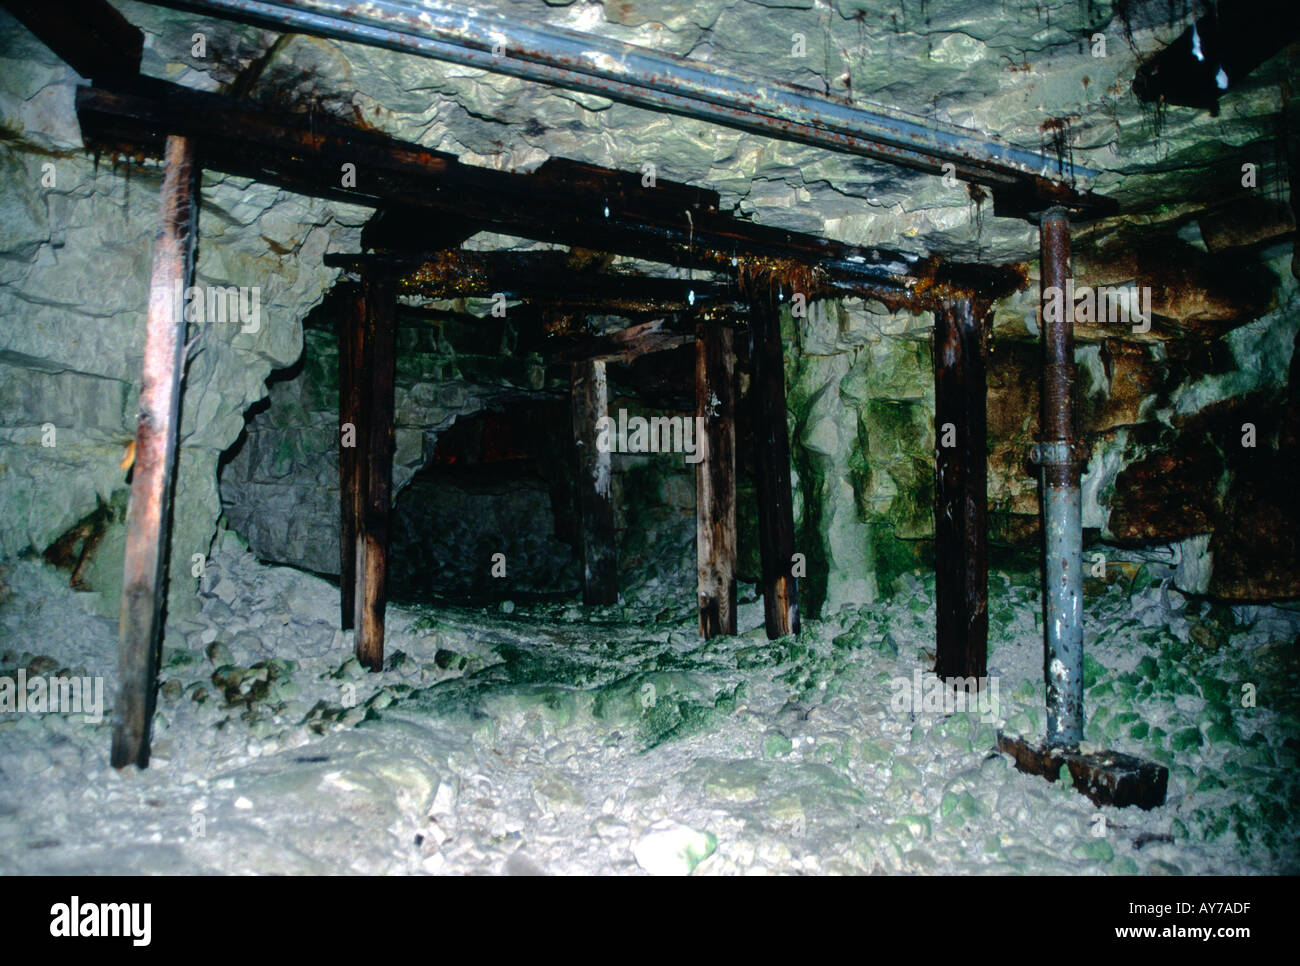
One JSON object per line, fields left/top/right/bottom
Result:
{"left": 216, "top": 319, "right": 513, "bottom": 580}
{"left": 773, "top": 250, "right": 1299, "bottom": 614}
{"left": 73, "top": 0, "right": 1296, "bottom": 265}
{"left": 0, "top": 11, "right": 370, "bottom": 618}
{"left": 2, "top": 0, "right": 1297, "bottom": 617}
{"left": 1088, "top": 258, "right": 1300, "bottom": 598}
{"left": 218, "top": 312, "right": 701, "bottom": 601}
{"left": 780, "top": 298, "right": 934, "bottom": 617}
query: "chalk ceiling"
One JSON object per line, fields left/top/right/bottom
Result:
{"left": 101, "top": 0, "right": 1299, "bottom": 262}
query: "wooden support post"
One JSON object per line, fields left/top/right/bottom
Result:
{"left": 997, "top": 732, "right": 1168, "bottom": 810}
{"left": 748, "top": 293, "right": 800, "bottom": 639}
{"left": 696, "top": 323, "right": 737, "bottom": 637}
{"left": 571, "top": 359, "right": 618, "bottom": 605}
{"left": 933, "top": 298, "right": 990, "bottom": 682}
{"left": 112, "top": 134, "right": 197, "bottom": 770}
{"left": 353, "top": 274, "right": 396, "bottom": 670}
{"left": 337, "top": 283, "right": 364, "bottom": 631}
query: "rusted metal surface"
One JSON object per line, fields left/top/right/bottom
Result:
{"left": 1034, "top": 207, "right": 1085, "bottom": 748}
{"left": 570, "top": 359, "right": 618, "bottom": 606}
{"left": 1038, "top": 208, "right": 1076, "bottom": 484}
{"left": 998, "top": 732, "right": 1169, "bottom": 810}
{"left": 932, "top": 298, "right": 989, "bottom": 682}
{"left": 696, "top": 323, "right": 737, "bottom": 639}
{"left": 147, "top": 0, "right": 1111, "bottom": 216}
{"left": 113, "top": 134, "right": 197, "bottom": 770}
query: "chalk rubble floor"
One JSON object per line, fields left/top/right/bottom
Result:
{"left": 0, "top": 545, "right": 1296, "bottom": 875}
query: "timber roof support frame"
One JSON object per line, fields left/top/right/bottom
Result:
{"left": 327, "top": 249, "right": 745, "bottom": 363}
{"left": 76, "top": 79, "right": 1028, "bottom": 309}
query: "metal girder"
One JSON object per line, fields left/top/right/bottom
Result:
{"left": 145, "top": 0, "right": 1113, "bottom": 217}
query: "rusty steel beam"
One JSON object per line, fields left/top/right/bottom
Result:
{"left": 1005, "top": 216, "right": 1168, "bottom": 810}
{"left": 112, "top": 134, "right": 197, "bottom": 770}
{"left": 144, "top": 0, "right": 1112, "bottom": 216}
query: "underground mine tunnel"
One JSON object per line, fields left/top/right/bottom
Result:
{"left": 0, "top": 0, "right": 1298, "bottom": 878}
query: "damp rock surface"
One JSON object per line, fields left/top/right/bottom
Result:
{"left": 0, "top": 0, "right": 1297, "bottom": 876}
{"left": 4, "top": 0, "right": 1297, "bottom": 624}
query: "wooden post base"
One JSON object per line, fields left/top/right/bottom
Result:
{"left": 997, "top": 732, "right": 1169, "bottom": 810}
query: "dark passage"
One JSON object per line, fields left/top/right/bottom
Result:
{"left": 388, "top": 405, "right": 580, "bottom": 604}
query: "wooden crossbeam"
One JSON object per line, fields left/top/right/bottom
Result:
{"left": 324, "top": 250, "right": 742, "bottom": 312}
{"left": 112, "top": 134, "right": 197, "bottom": 769}
{"left": 75, "top": 80, "right": 1023, "bottom": 306}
